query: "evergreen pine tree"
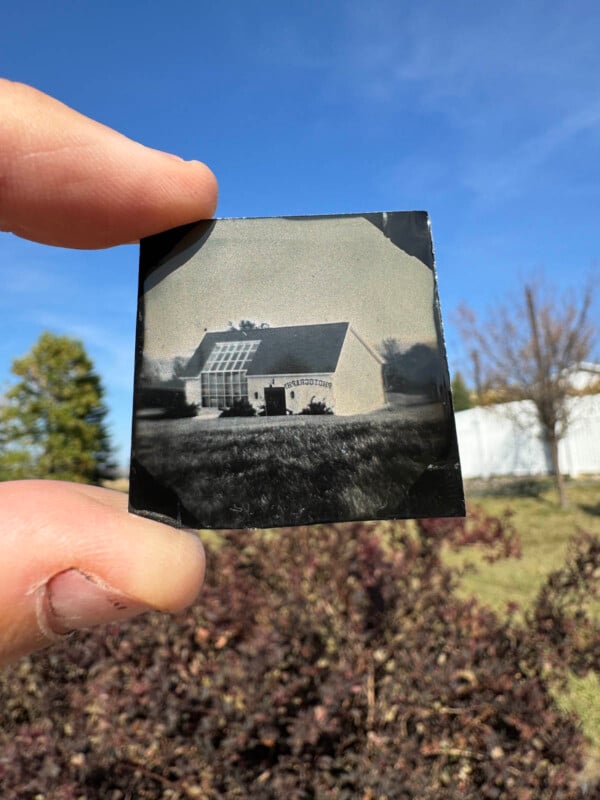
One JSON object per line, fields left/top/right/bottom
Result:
{"left": 0, "top": 332, "right": 115, "bottom": 483}
{"left": 451, "top": 371, "right": 473, "bottom": 411}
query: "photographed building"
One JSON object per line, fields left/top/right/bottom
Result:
{"left": 181, "top": 322, "right": 385, "bottom": 416}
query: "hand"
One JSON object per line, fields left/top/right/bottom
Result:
{"left": 0, "top": 79, "right": 218, "bottom": 665}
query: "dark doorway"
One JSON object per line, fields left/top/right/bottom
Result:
{"left": 264, "top": 387, "right": 286, "bottom": 416}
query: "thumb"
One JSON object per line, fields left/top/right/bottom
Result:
{"left": 0, "top": 480, "right": 205, "bottom": 666}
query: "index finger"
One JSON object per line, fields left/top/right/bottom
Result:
{"left": 0, "top": 79, "right": 218, "bottom": 248}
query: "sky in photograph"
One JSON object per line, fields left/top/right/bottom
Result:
{"left": 2, "top": 1, "right": 600, "bottom": 468}
{"left": 143, "top": 214, "right": 436, "bottom": 362}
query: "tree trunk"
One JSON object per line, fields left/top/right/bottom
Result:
{"left": 548, "top": 433, "right": 568, "bottom": 509}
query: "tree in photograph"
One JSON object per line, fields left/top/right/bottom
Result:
{"left": 0, "top": 332, "right": 115, "bottom": 484}
{"left": 380, "top": 339, "right": 445, "bottom": 398}
{"left": 227, "top": 319, "right": 270, "bottom": 332}
{"left": 300, "top": 398, "right": 334, "bottom": 415}
{"left": 171, "top": 355, "right": 191, "bottom": 378}
{"left": 219, "top": 398, "right": 257, "bottom": 418}
{"left": 457, "top": 280, "right": 597, "bottom": 508}
{"left": 451, "top": 371, "right": 473, "bottom": 411}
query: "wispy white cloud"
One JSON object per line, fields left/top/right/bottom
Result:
{"left": 316, "top": 1, "right": 600, "bottom": 202}
{"left": 336, "top": 1, "right": 600, "bottom": 108}
{"left": 31, "top": 312, "right": 135, "bottom": 392}
{"left": 463, "top": 102, "right": 600, "bottom": 202}
{"left": 28, "top": 313, "right": 136, "bottom": 468}
{"left": 0, "top": 239, "right": 74, "bottom": 302}
{"left": 240, "top": 0, "right": 600, "bottom": 209}
{"left": 0, "top": 232, "right": 139, "bottom": 465}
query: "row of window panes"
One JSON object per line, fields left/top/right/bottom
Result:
{"left": 204, "top": 358, "right": 254, "bottom": 373}
{"left": 204, "top": 347, "right": 258, "bottom": 372}
{"left": 202, "top": 393, "right": 243, "bottom": 408}
{"left": 201, "top": 372, "right": 248, "bottom": 408}
{"left": 201, "top": 372, "right": 246, "bottom": 391}
{"left": 211, "top": 341, "right": 259, "bottom": 354}
{"left": 215, "top": 341, "right": 256, "bottom": 352}
{"left": 204, "top": 341, "right": 259, "bottom": 373}
{"left": 209, "top": 351, "right": 254, "bottom": 364}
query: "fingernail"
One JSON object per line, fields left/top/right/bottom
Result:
{"left": 45, "top": 569, "right": 153, "bottom": 635}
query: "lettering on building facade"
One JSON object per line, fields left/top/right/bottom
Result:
{"left": 283, "top": 378, "right": 333, "bottom": 390}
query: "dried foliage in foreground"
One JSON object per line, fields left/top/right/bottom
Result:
{"left": 0, "top": 516, "right": 598, "bottom": 799}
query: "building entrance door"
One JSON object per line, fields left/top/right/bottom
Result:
{"left": 264, "top": 387, "right": 286, "bottom": 416}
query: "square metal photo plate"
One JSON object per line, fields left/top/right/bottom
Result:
{"left": 129, "top": 212, "right": 465, "bottom": 529}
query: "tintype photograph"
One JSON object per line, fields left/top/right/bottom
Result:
{"left": 129, "top": 212, "right": 464, "bottom": 529}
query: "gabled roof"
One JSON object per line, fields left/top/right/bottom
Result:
{"left": 183, "top": 322, "right": 351, "bottom": 377}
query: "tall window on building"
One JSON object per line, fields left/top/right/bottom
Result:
{"left": 200, "top": 340, "right": 260, "bottom": 407}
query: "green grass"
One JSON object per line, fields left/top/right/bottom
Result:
{"left": 557, "top": 671, "right": 600, "bottom": 740}
{"left": 445, "top": 478, "right": 600, "bottom": 615}
{"left": 446, "top": 477, "right": 600, "bottom": 756}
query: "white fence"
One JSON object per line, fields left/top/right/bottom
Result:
{"left": 455, "top": 395, "right": 600, "bottom": 479}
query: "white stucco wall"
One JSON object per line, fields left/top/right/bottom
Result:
{"left": 184, "top": 371, "right": 336, "bottom": 413}
{"left": 184, "top": 377, "right": 202, "bottom": 406}
{"left": 333, "top": 327, "right": 385, "bottom": 415}
{"left": 248, "top": 373, "right": 334, "bottom": 414}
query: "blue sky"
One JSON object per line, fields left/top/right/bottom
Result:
{"left": 2, "top": 1, "right": 599, "bottom": 468}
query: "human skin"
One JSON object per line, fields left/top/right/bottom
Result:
{"left": 0, "top": 79, "right": 219, "bottom": 665}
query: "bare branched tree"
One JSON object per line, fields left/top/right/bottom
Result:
{"left": 457, "top": 279, "right": 597, "bottom": 508}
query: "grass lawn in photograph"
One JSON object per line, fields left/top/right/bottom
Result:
{"left": 133, "top": 404, "right": 462, "bottom": 528}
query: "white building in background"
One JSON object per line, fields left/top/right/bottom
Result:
{"left": 455, "top": 390, "right": 600, "bottom": 479}
{"left": 181, "top": 322, "right": 386, "bottom": 416}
